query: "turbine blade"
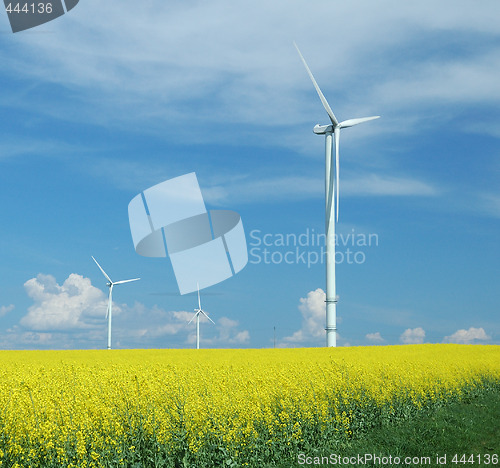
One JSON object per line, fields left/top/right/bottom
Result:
{"left": 325, "top": 133, "right": 334, "bottom": 231}
{"left": 92, "top": 256, "right": 112, "bottom": 284}
{"left": 113, "top": 278, "right": 140, "bottom": 285}
{"left": 339, "top": 116, "right": 380, "bottom": 128}
{"left": 197, "top": 282, "right": 201, "bottom": 310}
{"left": 201, "top": 310, "right": 215, "bottom": 324}
{"left": 294, "top": 42, "right": 339, "bottom": 126}
{"left": 334, "top": 127, "right": 340, "bottom": 222}
{"left": 106, "top": 286, "right": 113, "bottom": 320}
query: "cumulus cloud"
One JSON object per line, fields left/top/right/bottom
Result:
{"left": 444, "top": 327, "right": 491, "bottom": 344}
{"left": 366, "top": 332, "right": 385, "bottom": 343}
{"left": 180, "top": 316, "right": 250, "bottom": 347}
{"left": 20, "top": 273, "right": 110, "bottom": 331}
{"left": 19, "top": 331, "right": 53, "bottom": 345}
{"left": 400, "top": 327, "right": 425, "bottom": 344}
{"left": 0, "top": 305, "right": 14, "bottom": 317}
{"left": 121, "top": 304, "right": 249, "bottom": 348}
{"left": 124, "top": 306, "right": 193, "bottom": 340}
{"left": 3, "top": 273, "right": 250, "bottom": 350}
{"left": 215, "top": 317, "right": 250, "bottom": 345}
{"left": 281, "top": 288, "right": 325, "bottom": 346}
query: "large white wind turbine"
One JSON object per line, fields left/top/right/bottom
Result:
{"left": 92, "top": 256, "right": 140, "bottom": 350}
{"left": 188, "top": 285, "right": 215, "bottom": 349}
{"left": 294, "top": 43, "right": 379, "bottom": 347}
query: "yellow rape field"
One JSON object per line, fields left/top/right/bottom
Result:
{"left": 0, "top": 344, "right": 499, "bottom": 467}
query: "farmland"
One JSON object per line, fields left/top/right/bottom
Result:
{"left": 0, "top": 344, "right": 498, "bottom": 467}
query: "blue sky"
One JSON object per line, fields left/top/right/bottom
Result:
{"left": 0, "top": 0, "right": 499, "bottom": 349}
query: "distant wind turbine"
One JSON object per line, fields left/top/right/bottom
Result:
{"left": 188, "top": 284, "right": 214, "bottom": 349}
{"left": 92, "top": 256, "right": 140, "bottom": 350}
{"left": 294, "top": 42, "right": 380, "bottom": 347}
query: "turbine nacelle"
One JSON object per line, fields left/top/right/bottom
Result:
{"left": 314, "top": 124, "right": 334, "bottom": 135}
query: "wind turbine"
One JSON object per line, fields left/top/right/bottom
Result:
{"left": 188, "top": 284, "right": 214, "bottom": 349}
{"left": 294, "top": 43, "right": 380, "bottom": 347}
{"left": 92, "top": 256, "right": 140, "bottom": 350}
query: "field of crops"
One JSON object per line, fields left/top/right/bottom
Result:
{"left": 0, "top": 344, "right": 499, "bottom": 467}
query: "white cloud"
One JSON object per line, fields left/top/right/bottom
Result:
{"left": 366, "top": 332, "right": 385, "bottom": 343}
{"left": 126, "top": 306, "right": 193, "bottom": 339}
{"left": 444, "top": 327, "right": 491, "bottom": 344}
{"left": 0, "top": 138, "right": 82, "bottom": 162}
{"left": 400, "top": 327, "right": 426, "bottom": 344}
{"left": 374, "top": 49, "right": 500, "bottom": 110}
{"left": 281, "top": 288, "right": 325, "bottom": 346}
{"left": 4, "top": 0, "right": 499, "bottom": 143}
{"left": 477, "top": 193, "right": 500, "bottom": 218}
{"left": 213, "top": 317, "right": 250, "bottom": 345}
{"left": 233, "top": 330, "right": 251, "bottom": 344}
{"left": 19, "top": 331, "right": 53, "bottom": 345}
{"left": 202, "top": 172, "right": 438, "bottom": 206}
{"left": 182, "top": 316, "right": 250, "bottom": 347}
{"left": 343, "top": 174, "right": 438, "bottom": 197}
{"left": 0, "top": 305, "right": 14, "bottom": 317}
{"left": 122, "top": 305, "right": 249, "bottom": 347}
{"left": 80, "top": 153, "right": 439, "bottom": 206}
{"left": 4, "top": 274, "right": 250, "bottom": 349}
{"left": 21, "top": 273, "right": 110, "bottom": 331}
{"left": 3, "top": 0, "right": 496, "bottom": 226}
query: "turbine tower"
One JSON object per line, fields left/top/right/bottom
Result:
{"left": 188, "top": 285, "right": 214, "bottom": 349}
{"left": 92, "top": 256, "right": 140, "bottom": 349}
{"left": 294, "top": 43, "right": 379, "bottom": 347}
